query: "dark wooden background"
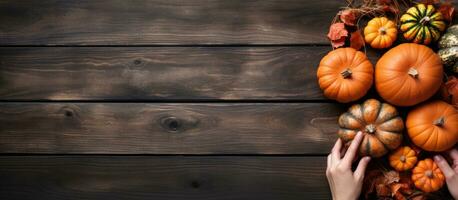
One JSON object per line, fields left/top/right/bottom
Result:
{"left": 0, "top": 0, "right": 355, "bottom": 199}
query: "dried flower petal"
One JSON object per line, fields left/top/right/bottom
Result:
{"left": 339, "top": 9, "right": 358, "bottom": 26}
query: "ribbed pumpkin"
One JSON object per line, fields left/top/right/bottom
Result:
{"left": 389, "top": 146, "right": 418, "bottom": 171}
{"left": 407, "top": 100, "right": 458, "bottom": 152}
{"left": 317, "top": 48, "right": 373, "bottom": 103}
{"left": 375, "top": 43, "right": 443, "bottom": 106}
{"left": 412, "top": 158, "right": 445, "bottom": 192}
{"left": 400, "top": 4, "right": 446, "bottom": 45}
{"left": 364, "top": 17, "right": 398, "bottom": 49}
{"left": 338, "top": 99, "right": 404, "bottom": 158}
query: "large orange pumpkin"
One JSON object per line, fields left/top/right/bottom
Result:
{"left": 389, "top": 146, "right": 418, "bottom": 171}
{"left": 412, "top": 158, "right": 445, "bottom": 192}
{"left": 338, "top": 99, "right": 404, "bottom": 157}
{"left": 407, "top": 100, "right": 458, "bottom": 152}
{"left": 375, "top": 43, "right": 443, "bottom": 106}
{"left": 317, "top": 48, "right": 373, "bottom": 103}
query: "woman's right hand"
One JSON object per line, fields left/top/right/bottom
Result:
{"left": 434, "top": 148, "right": 458, "bottom": 200}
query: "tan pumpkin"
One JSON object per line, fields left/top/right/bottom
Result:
{"left": 317, "top": 48, "right": 374, "bottom": 103}
{"left": 389, "top": 146, "right": 418, "bottom": 171}
{"left": 407, "top": 100, "right": 458, "bottom": 152}
{"left": 364, "top": 17, "right": 398, "bottom": 49}
{"left": 412, "top": 158, "right": 445, "bottom": 192}
{"left": 338, "top": 99, "right": 404, "bottom": 157}
{"left": 375, "top": 43, "right": 443, "bottom": 106}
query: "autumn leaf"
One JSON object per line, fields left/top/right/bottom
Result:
{"left": 327, "top": 23, "right": 348, "bottom": 48}
{"left": 419, "top": 0, "right": 440, "bottom": 5}
{"left": 443, "top": 76, "right": 458, "bottom": 108}
{"left": 383, "top": 170, "right": 400, "bottom": 185}
{"left": 438, "top": 1, "right": 455, "bottom": 22}
{"left": 339, "top": 9, "right": 358, "bottom": 26}
{"left": 410, "top": 194, "right": 428, "bottom": 200}
{"left": 376, "top": 184, "right": 392, "bottom": 197}
{"left": 350, "top": 30, "right": 364, "bottom": 50}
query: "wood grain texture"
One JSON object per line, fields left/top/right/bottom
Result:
{"left": 0, "top": 0, "right": 342, "bottom": 45}
{"left": 0, "top": 47, "right": 338, "bottom": 100}
{"left": 0, "top": 103, "right": 343, "bottom": 154}
{"left": 0, "top": 156, "right": 329, "bottom": 200}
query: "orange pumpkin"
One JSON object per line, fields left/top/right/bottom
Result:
{"left": 375, "top": 43, "right": 443, "bottom": 106}
{"left": 407, "top": 100, "right": 458, "bottom": 152}
{"left": 317, "top": 48, "right": 373, "bottom": 103}
{"left": 364, "top": 17, "right": 398, "bottom": 49}
{"left": 389, "top": 146, "right": 418, "bottom": 171}
{"left": 338, "top": 99, "right": 404, "bottom": 157}
{"left": 412, "top": 158, "right": 445, "bottom": 192}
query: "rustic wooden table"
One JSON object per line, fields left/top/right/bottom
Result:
{"left": 0, "top": 0, "right": 352, "bottom": 199}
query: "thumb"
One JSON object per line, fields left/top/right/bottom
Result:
{"left": 354, "top": 156, "right": 371, "bottom": 180}
{"left": 434, "top": 155, "right": 455, "bottom": 179}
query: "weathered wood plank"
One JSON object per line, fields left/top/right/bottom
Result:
{"left": 0, "top": 156, "right": 330, "bottom": 200}
{"left": 0, "top": 0, "right": 342, "bottom": 45}
{"left": 0, "top": 47, "right": 339, "bottom": 100}
{"left": 0, "top": 103, "right": 343, "bottom": 154}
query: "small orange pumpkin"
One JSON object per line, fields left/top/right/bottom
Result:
{"left": 364, "top": 17, "right": 398, "bottom": 49}
{"left": 375, "top": 43, "right": 443, "bottom": 106}
{"left": 317, "top": 48, "right": 374, "bottom": 103}
{"left": 389, "top": 146, "right": 418, "bottom": 171}
{"left": 407, "top": 100, "right": 458, "bottom": 152}
{"left": 412, "top": 158, "right": 445, "bottom": 192}
{"left": 338, "top": 99, "right": 404, "bottom": 157}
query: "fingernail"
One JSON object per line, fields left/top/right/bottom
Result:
{"left": 365, "top": 156, "right": 371, "bottom": 161}
{"left": 434, "top": 155, "right": 442, "bottom": 161}
{"left": 357, "top": 131, "right": 363, "bottom": 137}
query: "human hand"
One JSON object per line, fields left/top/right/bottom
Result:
{"left": 326, "top": 131, "right": 371, "bottom": 200}
{"left": 434, "top": 148, "right": 458, "bottom": 200}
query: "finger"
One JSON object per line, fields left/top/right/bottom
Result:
{"left": 327, "top": 154, "right": 332, "bottom": 171}
{"left": 448, "top": 148, "right": 458, "bottom": 161}
{"left": 434, "top": 155, "right": 455, "bottom": 179}
{"left": 354, "top": 156, "right": 371, "bottom": 180}
{"left": 331, "top": 138, "right": 343, "bottom": 162}
{"left": 342, "top": 131, "right": 364, "bottom": 166}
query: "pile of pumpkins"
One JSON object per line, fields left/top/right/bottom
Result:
{"left": 317, "top": 4, "right": 458, "bottom": 193}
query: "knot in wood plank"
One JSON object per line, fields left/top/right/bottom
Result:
{"left": 160, "top": 116, "right": 181, "bottom": 133}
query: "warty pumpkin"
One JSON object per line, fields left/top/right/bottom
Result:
{"left": 389, "top": 146, "right": 418, "bottom": 171}
{"left": 407, "top": 100, "right": 458, "bottom": 152}
{"left": 375, "top": 43, "right": 443, "bottom": 106}
{"left": 438, "top": 24, "right": 458, "bottom": 73}
{"left": 364, "top": 17, "right": 397, "bottom": 49}
{"left": 317, "top": 48, "right": 373, "bottom": 103}
{"left": 412, "top": 158, "right": 445, "bottom": 192}
{"left": 400, "top": 4, "right": 446, "bottom": 45}
{"left": 338, "top": 99, "right": 404, "bottom": 158}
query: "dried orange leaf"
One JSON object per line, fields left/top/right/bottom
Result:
{"left": 339, "top": 9, "right": 357, "bottom": 26}
{"left": 327, "top": 23, "right": 348, "bottom": 48}
{"left": 438, "top": 1, "right": 455, "bottom": 22}
{"left": 350, "top": 30, "right": 364, "bottom": 50}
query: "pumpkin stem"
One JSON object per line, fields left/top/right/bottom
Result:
{"left": 433, "top": 117, "right": 445, "bottom": 126}
{"left": 425, "top": 170, "right": 434, "bottom": 178}
{"left": 378, "top": 27, "right": 387, "bottom": 35}
{"left": 341, "top": 68, "right": 352, "bottom": 79}
{"left": 408, "top": 68, "right": 419, "bottom": 78}
{"left": 400, "top": 155, "right": 406, "bottom": 163}
{"left": 365, "top": 124, "right": 376, "bottom": 134}
{"left": 420, "top": 16, "right": 431, "bottom": 25}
